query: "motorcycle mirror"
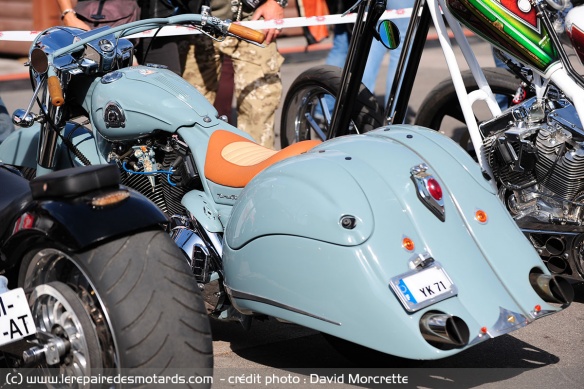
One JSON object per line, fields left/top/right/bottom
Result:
{"left": 378, "top": 20, "right": 400, "bottom": 50}
{"left": 30, "top": 48, "right": 49, "bottom": 74}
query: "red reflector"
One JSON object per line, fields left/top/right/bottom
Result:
{"left": 13, "top": 213, "right": 35, "bottom": 234}
{"left": 427, "top": 178, "right": 443, "bottom": 201}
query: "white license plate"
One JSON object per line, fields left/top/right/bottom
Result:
{"left": 0, "top": 288, "right": 36, "bottom": 346}
{"left": 390, "top": 263, "right": 457, "bottom": 312}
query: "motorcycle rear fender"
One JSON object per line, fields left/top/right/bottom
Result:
{"left": 2, "top": 188, "right": 168, "bottom": 270}
{"left": 0, "top": 122, "right": 105, "bottom": 171}
{"left": 222, "top": 125, "right": 563, "bottom": 359}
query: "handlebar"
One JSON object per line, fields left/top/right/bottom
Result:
{"left": 37, "top": 13, "right": 265, "bottom": 107}
{"left": 47, "top": 76, "right": 64, "bottom": 106}
{"left": 227, "top": 23, "right": 266, "bottom": 44}
{"left": 51, "top": 13, "right": 265, "bottom": 59}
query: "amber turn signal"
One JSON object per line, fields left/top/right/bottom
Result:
{"left": 475, "top": 209, "right": 488, "bottom": 223}
{"left": 402, "top": 237, "right": 415, "bottom": 251}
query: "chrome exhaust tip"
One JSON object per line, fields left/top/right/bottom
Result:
{"left": 546, "top": 256, "right": 569, "bottom": 274}
{"left": 419, "top": 311, "right": 469, "bottom": 350}
{"left": 545, "top": 236, "right": 565, "bottom": 256}
{"left": 529, "top": 271, "right": 574, "bottom": 306}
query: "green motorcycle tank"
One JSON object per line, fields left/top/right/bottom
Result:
{"left": 446, "top": 0, "right": 559, "bottom": 72}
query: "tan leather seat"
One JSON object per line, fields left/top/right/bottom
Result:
{"left": 205, "top": 130, "right": 321, "bottom": 188}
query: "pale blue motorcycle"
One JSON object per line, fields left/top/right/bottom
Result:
{"left": 0, "top": 7, "right": 574, "bottom": 361}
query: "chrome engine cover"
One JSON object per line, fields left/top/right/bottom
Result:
{"left": 481, "top": 96, "right": 584, "bottom": 280}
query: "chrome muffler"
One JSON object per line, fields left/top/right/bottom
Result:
{"left": 419, "top": 311, "right": 469, "bottom": 350}
{"left": 529, "top": 271, "right": 574, "bottom": 306}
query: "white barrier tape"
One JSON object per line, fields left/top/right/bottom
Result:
{"left": 0, "top": 9, "right": 412, "bottom": 41}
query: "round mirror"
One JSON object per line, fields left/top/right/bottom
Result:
{"left": 378, "top": 20, "right": 400, "bottom": 50}
{"left": 30, "top": 48, "right": 49, "bottom": 74}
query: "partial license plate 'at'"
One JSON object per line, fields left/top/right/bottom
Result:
{"left": 0, "top": 288, "right": 36, "bottom": 347}
{"left": 390, "top": 263, "right": 457, "bottom": 312}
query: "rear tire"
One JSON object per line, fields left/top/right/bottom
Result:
{"left": 280, "top": 65, "right": 384, "bottom": 148}
{"left": 18, "top": 230, "right": 213, "bottom": 384}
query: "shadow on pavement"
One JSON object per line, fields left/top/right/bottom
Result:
{"left": 211, "top": 314, "right": 561, "bottom": 387}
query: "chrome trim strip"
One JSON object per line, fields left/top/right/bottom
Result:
{"left": 225, "top": 284, "right": 341, "bottom": 326}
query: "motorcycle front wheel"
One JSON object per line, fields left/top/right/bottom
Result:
{"left": 280, "top": 65, "right": 384, "bottom": 148}
{"left": 414, "top": 67, "right": 526, "bottom": 154}
{"left": 17, "top": 230, "right": 213, "bottom": 384}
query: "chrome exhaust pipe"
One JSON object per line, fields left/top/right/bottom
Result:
{"left": 529, "top": 272, "right": 574, "bottom": 306}
{"left": 419, "top": 312, "right": 469, "bottom": 350}
{"left": 545, "top": 236, "right": 565, "bottom": 256}
{"left": 546, "top": 256, "right": 568, "bottom": 274}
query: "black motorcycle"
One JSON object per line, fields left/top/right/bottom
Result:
{"left": 0, "top": 163, "right": 212, "bottom": 384}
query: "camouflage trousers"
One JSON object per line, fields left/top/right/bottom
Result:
{"left": 182, "top": 35, "right": 284, "bottom": 149}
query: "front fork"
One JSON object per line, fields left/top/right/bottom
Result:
{"left": 37, "top": 105, "right": 61, "bottom": 170}
{"left": 36, "top": 70, "right": 68, "bottom": 172}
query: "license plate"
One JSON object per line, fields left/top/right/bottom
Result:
{"left": 389, "top": 263, "right": 457, "bottom": 312}
{"left": 0, "top": 288, "right": 36, "bottom": 346}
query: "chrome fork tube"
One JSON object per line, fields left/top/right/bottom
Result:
{"left": 37, "top": 106, "right": 61, "bottom": 169}
{"left": 37, "top": 74, "right": 64, "bottom": 170}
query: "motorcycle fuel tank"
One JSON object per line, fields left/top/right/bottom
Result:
{"left": 90, "top": 66, "right": 216, "bottom": 141}
{"left": 446, "top": 0, "right": 559, "bottom": 72}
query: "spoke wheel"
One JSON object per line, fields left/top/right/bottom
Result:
{"left": 280, "top": 65, "right": 383, "bottom": 148}
{"left": 28, "top": 281, "right": 102, "bottom": 382}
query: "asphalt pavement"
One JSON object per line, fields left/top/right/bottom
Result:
{"left": 1, "top": 32, "right": 583, "bottom": 389}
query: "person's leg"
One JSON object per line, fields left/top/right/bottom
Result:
{"left": 383, "top": 0, "right": 414, "bottom": 105}
{"left": 319, "top": 25, "right": 351, "bottom": 119}
{"left": 362, "top": 33, "right": 387, "bottom": 94}
{"left": 325, "top": 25, "right": 350, "bottom": 68}
{"left": 229, "top": 38, "right": 284, "bottom": 149}
{"left": 182, "top": 37, "right": 223, "bottom": 105}
{"left": 137, "top": 37, "right": 182, "bottom": 75}
{"left": 214, "top": 57, "right": 235, "bottom": 120}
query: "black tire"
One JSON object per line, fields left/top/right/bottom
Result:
{"left": 17, "top": 230, "right": 213, "bottom": 385}
{"left": 280, "top": 65, "right": 384, "bottom": 148}
{"left": 415, "top": 67, "right": 525, "bottom": 152}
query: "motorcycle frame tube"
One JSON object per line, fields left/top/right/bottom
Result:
{"left": 440, "top": 0, "right": 502, "bottom": 118}
{"left": 385, "top": 0, "right": 431, "bottom": 125}
{"left": 329, "top": 0, "right": 387, "bottom": 138}
{"left": 387, "top": 0, "right": 507, "bottom": 180}
{"left": 427, "top": 0, "right": 496, "bottom": 178}
{"left": 548, "top": 63, "right": 584, "bottom": 122}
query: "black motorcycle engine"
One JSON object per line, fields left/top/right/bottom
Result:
{"left": 483, "top": 98, "right": 584, "bottom": 202}
{"left": 481, "top": 97, "right": 584, "bottom": 280}
{"left": 115, "top": 136, "right": 202, "bottom": 217}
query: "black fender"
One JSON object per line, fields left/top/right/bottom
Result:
{"left": 1, "top": 188, "right": 168, "bottom": 271}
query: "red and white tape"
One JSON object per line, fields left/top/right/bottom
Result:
{"left": 0, "top": 10, "right": 412, "bottom": 41}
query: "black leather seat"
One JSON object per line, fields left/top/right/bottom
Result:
{"left": 29, "top": 164, "right": 120, "bottom": 199}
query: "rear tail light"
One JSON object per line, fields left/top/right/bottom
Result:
{"left": 411, "top": 164, "right": 445, "bottom": 221}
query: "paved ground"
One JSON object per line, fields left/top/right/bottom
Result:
{"left": 1, "top": 31, "right": 583, "bottom": 389}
